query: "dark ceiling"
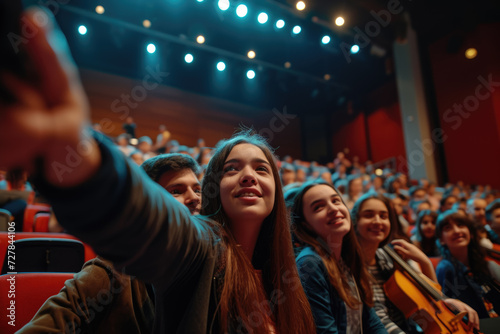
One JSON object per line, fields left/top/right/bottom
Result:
{"left": 23, "top": 0, "right": 500, "bottom": 115}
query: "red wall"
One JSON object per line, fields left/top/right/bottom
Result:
{"left": 367, "top": 103, "right": 406, "bottom": 165}
{"left": 429, "top": 23, "right": 500, "bottom": 188}
{"left": 330, "top": 111, "right": 369, "bottom": 163}
{"left": 330, "top": 81, "right": 406, "bottom": 169}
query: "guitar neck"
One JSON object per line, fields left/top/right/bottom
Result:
{"left": 383, "top": 245, "right": 442, "bottom": 301}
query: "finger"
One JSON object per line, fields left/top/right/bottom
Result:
{"left": 470, "top": 309, "right": 479, "bottom": 330}
{"left": 21, "top": 7, "right": 83, "bottom": 107}
{"left": 0, "top": 72, "right": 45, "bottom": 108}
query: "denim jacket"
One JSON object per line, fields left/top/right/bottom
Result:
{"left": 296, "top": 247, "right": 387, "bottom": 334}
{"left": 436, "top": 258, "right": 500, "bottom": 319}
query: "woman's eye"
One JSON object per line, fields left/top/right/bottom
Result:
{"left": 256, "top": 166, "right": 269, "bottom": 172}
{"left": 224, "top": 166, "right": 236, "bottom": 173}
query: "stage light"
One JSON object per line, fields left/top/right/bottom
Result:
{"left": 335, "top": 17, "right": 345, "bottom": 26}
{"left": 247, "top": 50, "right": 256, "bottom": 59}
{"left": 375, "top": 168, "right": 383, "bottom": 176}
{"left": 196, "top": 0, "right": 204, "bottom": 2}
{"left": 218, "top": 0, "right": 230, "bottom": 11}
{"left": 236, "top": 4, "right": 248, "bottom": 17}
{"left": 350, "top": 45, "right": 359, "bottom": 54}
{"left": 246, "top": 70, "right": 256, "bottom": 79}
{"left": 324, "top": 74, "right": 331, "bottom": 81}
{"left": 296, "top": 1, "right": 305, "bottom": 11}
{"left": 95, "top": 6, "right": 105, "bottom": 14}
{"left": 284, "top": 61, "right": 291, "bottom": 69}
{"left": 185, "top": 53, "right": 194, "bottom": 63}
{"left": 276, "top": 19, "right": 285, "bottom": 29}
{"left": 147, "top": 43, "right": 156, "bottom": 54}
{"left": 217, "top": 61, "right": 226, "bottom": 71}
{"left": 196, "top": 35, "right": 205, "bottom": 44}
{"left": 321, "top": 35, "right": 331, "bottom": 44}
{"left": 78, "top": 25, "right": 87, "bottom": 35}
{"left": 143, "top": 20, "right": 151, "bottom": 28}
{"left": 292, "top": 25, "right": 301, "bottom": 34}
{"left": 258, "top": 12, "right": 268, "bottom": 24}
{"left": 465, "top": 48, "right": 477, "bottom": 59}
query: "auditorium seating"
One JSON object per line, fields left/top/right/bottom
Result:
{"left": 0, "top": 232, "right": 97, "bottom": 271}
{"left": 22, "top": 204, "right": 51, "bottom": 232}
{"left": 0, "top": 272, "right": 74, "bottom": 333}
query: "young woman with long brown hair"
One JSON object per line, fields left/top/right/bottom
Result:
{"left": 290, "top": 181, "right": 386, "bottom": 333}
{"left": 352, "top": 193, "right": 479, "bottom": 333}
{"left": 0, "top": 9, "right": 315, "bottom": 333}
{"left": 436, "top": 212, "right": 500, "bottom": 319}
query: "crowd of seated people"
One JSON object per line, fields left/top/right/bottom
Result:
{"left": 3, "top": 9, "right": 500, "bottom": 333}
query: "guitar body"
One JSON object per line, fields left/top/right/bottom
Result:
{"left": 384, "top": 270, "right": 468, "bottom": 333}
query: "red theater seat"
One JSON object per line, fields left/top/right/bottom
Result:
{"left": 22, "top": 204, "right": 51, "bottom": 232}
{"left": 0, "top": 272, "right": 74, "bottom": 333}
{"left": 0, "top": 232, "right": 97, "bottom": 271}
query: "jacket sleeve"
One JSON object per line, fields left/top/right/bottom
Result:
{"left": 363, "top": 305, "right": 389, "bottom": 334}
{"left": 296, "top": 254, "right": 338, "bottom": 334}
{"left": 16, "top": 258, "right": 134, "bottom": 334}
{"left": 32, "top": 133, "right": 214, "bottom": 290}
{"left": 436, "top": 260, "right": 458, "bottom": 298}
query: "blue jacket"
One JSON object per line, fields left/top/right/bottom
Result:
{"left": 296, "top": 247, "right": 387, "bottom": 334}
{"left": 436, "top": 258, "right": 500, "bottom": 319}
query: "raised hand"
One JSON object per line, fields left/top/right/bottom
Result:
{"left": 0, "top": 7, "right": 100, "bottom": 187}
{"left": 391, "top": 238, "right": 438, "bottom": 282}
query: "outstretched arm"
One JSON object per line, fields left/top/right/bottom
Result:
{"left": 0, "top": 7, "right": 101, "bottom": 187}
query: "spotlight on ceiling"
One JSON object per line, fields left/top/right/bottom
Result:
{"left": 147, "top": 43, "right": 156, "bottom": 54}
{"left": 236, "top": 4, "right": 248, "bottom": 18}
{"left": 184, "top": 53, "right": 194, "bottom": 63}
{"left": 218, "top": 0, "right": 230, "bottom": 11}
{"left": 78, "top": 25, "right": 87, "bottom": 35}
{"left": 258, "top": 12, "right": 268, "bottom": 24}
{"left": 246, "top": 70, "right": 256, "bottom": 79}
{"left": 217, "top": 61, "right": 226, "bottom": 71}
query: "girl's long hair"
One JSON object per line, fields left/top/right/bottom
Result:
{"left": 414, "top": 210, "right": 439, "bottom": 256}
{"left": 290, "top": 181, "right": 374, "bottom": 308}
{"left": 201, "top": 130, "right": 315, "bottom": 333}
{"left": 435, "top": 212, "right": 490, "bottom": 278}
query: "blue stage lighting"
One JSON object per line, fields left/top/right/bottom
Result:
{"left": 78, "top": 25, "right": 87, "bottom": 35}
{"left": 246, "top": 70, "right": 256, "bottom": 79}
{"left": 292, "top": 25, "right": 301, "bottom": 34}
{"left": 218, "top": 0, "right": 230, "bottom": 11}
{"left": 351, "top": 45, "right": 360, "bottom": 53}
{"left": 257, "top": 12, "right": 268, "bottom": 24}
{"left": 321, "top": 35, "right": 331, "bottom": 44}
{"left": 147, "top": 43, "right": 156, "bottom": 54}
{"left": 236, "top": 4, "right": 248, "bottom": 17}
{"left": 217, "top": 61, "right": 226, "bottom": 71}
{"left": 185, "top": 53, "right": 194, "bottom": 63}
{"left": 276, "top": 19, "right": 285, "bottom": 29}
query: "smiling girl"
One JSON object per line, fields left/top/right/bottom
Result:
{"left": 291, "top": 181, "right": 386, "bottom": 334}
{"left": 411, "top": 210, "right": 440, "bottom": 257}
{"left": 436, "top": 212, "right": 500, "bottom": 319}
{"left": 352, "top": 193, "right": 478, "bottom": 333}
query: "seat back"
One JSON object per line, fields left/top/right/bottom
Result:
{"left": 0, "top": 272, "right": 74, "bottom": 333}
{"left": 33, "top": 213, "right": 51, "bottom": 232}
{"left": 0, "top": 232, "right": 97, "bottom": 270}
{"left": 0, "top": 209, "right": 11, "bottom": 232}
{"left": 1, "top": 238, "right": 84, "bottom": 274}
{"left": 22, "top": 204, "right": 51, "bottom": 232}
